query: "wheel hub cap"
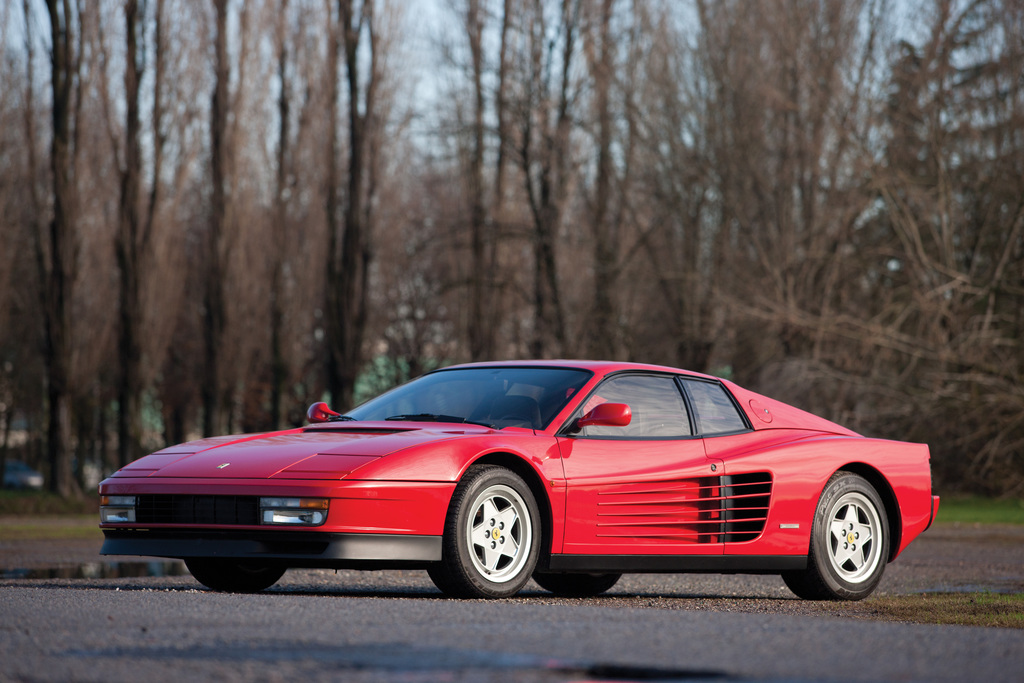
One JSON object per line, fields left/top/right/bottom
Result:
{"left": 826, "top": 491, "right": 882, "bottom": 584}
{"left": 466, "top": 484, "right": 532, "bottom": 584}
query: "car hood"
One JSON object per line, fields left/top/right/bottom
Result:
{"left": 110, "top": 423, "right": 493, "bottom": 480}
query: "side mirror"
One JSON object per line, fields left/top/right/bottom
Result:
{"left": 307, "top": 401, "right": 341, "bottom": 424}
{"left": 576, "top": 402, "right": 632, "bottom": 430}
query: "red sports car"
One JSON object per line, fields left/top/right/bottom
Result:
{"left": 99, "top": 361, "right": 939, "bottom": 600}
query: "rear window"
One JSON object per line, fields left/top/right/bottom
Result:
{"left": 683, "top": 380, "right": 749, "bottom": 435}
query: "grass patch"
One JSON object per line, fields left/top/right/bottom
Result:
{"left": 870, "top": 592, "right": 1024, "bottom": 629}
{"left": 937, "top": 496, "right": 1024, "bottom": 525}
{"left": 0, "top": 490, "right": 99, "bottom": 516}
{"left": 0, "top": 516, "right": 102, "bottom": 541}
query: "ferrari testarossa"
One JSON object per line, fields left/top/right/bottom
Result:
{"left": 99, "top": 361, "right": 939, "bottom": 600}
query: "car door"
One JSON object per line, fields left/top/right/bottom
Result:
{"left": 680, "top": 378, "right": 776, "bottom": 554}
{"left": 556, "top": 373, "right": 723, "bottom": 556}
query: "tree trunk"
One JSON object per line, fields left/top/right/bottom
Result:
{"left": 518, "top": 0, "right": 577, "bottom": 358}
{"left": 465, "top": 0, "right": 490, "bottom": 361}
{"left": 0, "top": 406, "right": 11, "bottom": 489}
{"left": 587, "top": 0, "right": 616, "bottom": 359}
{"left": 270, "top": 0, "right": 291, "bottom": 429}
{"left": 116, "top": 0, "right": 144, "bottom": 466}
{"left": 326, "top": 0, "right": 374, "bottom": 410}
{"left": 324, "top": 2, "right": 343, "bottom": 407}
{"left": 42, "top": 0, "right": 78, "bottom": 497}
{"left": 203, "top": 0, "right": 230, "bottom": 436}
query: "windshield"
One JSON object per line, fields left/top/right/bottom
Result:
{"left": 346, "top": 367, "right": 592, "bottom": 430}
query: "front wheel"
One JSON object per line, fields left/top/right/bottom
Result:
{"left": 782, "top": 472, "right": 890, "bottom": 600}
{"left": 185, "top": 558, "right": 286, "bottom": 593}
{"left": 428, "top": 465, "right": 540, "bottom": 598}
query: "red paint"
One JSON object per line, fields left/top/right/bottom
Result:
{"left": 100, "top": 360, "right": 935, "bottom": 571}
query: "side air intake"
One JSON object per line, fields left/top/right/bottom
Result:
{"left": 594, "top": 472, "right": 773, "bottom": 544}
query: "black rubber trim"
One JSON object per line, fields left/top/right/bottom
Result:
{"left": 925, "top": 495, "right": 940, "bottom": 531}
{"left": 101, "top": 529, "right": 442, "bottom": 568}
{"left": 545, "top": 554, "right": 806, "bottom": 574}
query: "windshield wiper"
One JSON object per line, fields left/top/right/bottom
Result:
{"left": 384, "top": 413, "right": 495, "bottom": 429}
{"left": 329, "top": 415, "right": 356, "bottom": 422}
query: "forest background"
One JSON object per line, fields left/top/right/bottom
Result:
{"left": 0, "top": 0, "right": 1021, "bottom": 498}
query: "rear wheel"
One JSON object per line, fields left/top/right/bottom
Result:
{"left": 782, "top": 472, "right": 889, "bottom": 601}
{"left": 532, "top": 572, "right": 621, "bottom": 597}
{"left": 185, "top": 558, "right": 286, "bottom": 593}
{"left": 428, "top": 465, "right": 540, "bottom": 598}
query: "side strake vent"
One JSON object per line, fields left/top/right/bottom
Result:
{"left": 719, "top": 472, "right": 773, "bottom": 542}
{"left": 595, "top": 472, "right": 773, "bottom": 544}
{"left": 135, "top": 494, "right": 259, "bottom": 526}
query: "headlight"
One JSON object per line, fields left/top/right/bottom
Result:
{"left": 100, "top": 495, "right": 136, "bottom": 523}
{"left": 259, "top": 497, "right": 329, "bottom": 526}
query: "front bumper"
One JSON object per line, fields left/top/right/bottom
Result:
{"left": 101, "top": 529, "right": 442, "bottom": 568}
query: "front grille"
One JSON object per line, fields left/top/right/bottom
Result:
{"left": 135, "top": 494, "right": 259, "bottom": 525}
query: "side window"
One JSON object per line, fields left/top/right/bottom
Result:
{"left": 683, "top": 380, "right": 748, "bottom": 435}
{"left": 579, "top": 375, "right": 692, "bottom": 438}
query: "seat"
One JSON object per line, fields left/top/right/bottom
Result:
{"left": 489, "top": 395, "right": 542, "bottom": 429}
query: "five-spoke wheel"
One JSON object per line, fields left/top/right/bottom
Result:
{"left": 428, "top": 465, "right": 540, "bottom": 598}
{"left": 783, "top": 472, "right": 890, "bottom": 600}
{"left": 466, "top": 483, "right": 532, "bottom": 583}
{"left": 825, "top": 490, "right": 883, "bottom": 584}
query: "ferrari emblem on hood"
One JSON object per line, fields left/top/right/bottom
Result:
{"left": 217, "top": 463, "right": 231, "bottom": 469}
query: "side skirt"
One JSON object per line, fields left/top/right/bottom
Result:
{"left": 544, "top": 554, "right": 806, "bottom": 574}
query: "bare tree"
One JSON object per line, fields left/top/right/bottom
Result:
{"left": 252, "top": 0, "right": 331, "bottom": 429}
{"left": 38, "top": 0, "right": 82, "bottom": 496}
{"left": 3, "top": 3, "right": 47, "bottom": 483}
{"left": 0, "top": 0, "right": 1020, "bottom": 498}
{"left": 0, "top": 1, "right": 18, "bottom": 485}
{"left": 580, "top": 0, "right": 618, "bottom": 358}
{"left": 691, "top": 0, "right": 881, "bottom": 379}
{"left": 203, "top": 0, "right": 230, "bottom": 436}
{"left": 464, "top": 0, "right": 492, "bottom": 361}
{"left": 143, "top": 0, "right": 213, "bottom": 448}
{"left": 869, "top": 0, "right": 1024, "bottom": 492}
{"left": 623, "top": 1, "right": 716, "bottom": 370}
{"left": 325, "top": 0, "right": 384, "bottom": 409}
{"left": 267, "top": 0, "right": 293, "bottom": 429}
{"left": 110, "top": 0, "right": 146, "bottom": 466}
{"left": 507, "top": 0, "right": 581, "bottom": 357}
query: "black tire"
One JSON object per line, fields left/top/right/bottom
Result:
{"left": 428, "top": 464, "right": 541, "bottom": 598}
{"left": 185, "top": 558, "right": 286, "bottom": 593}
{"left": 532, "top": 572, "right": 622, "bottom": 597}
{"left": 782, "top": 472, "right": 890, "bottom": 601}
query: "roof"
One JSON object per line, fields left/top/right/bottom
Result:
{"left": 442, "top": 359, "right": 721, "bottom": 381}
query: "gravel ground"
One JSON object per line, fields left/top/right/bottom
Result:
{"left": 2, "top": 519, "right": 1022, "bottom": 621}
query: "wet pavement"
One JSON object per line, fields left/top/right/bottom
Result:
{"left": 0, "top": 560, "right": 187, "bottom": 581}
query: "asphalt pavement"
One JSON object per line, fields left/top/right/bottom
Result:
{"left": 2, "top": 523, "right": 1023, "bottom": 682}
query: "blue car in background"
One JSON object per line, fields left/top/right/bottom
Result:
{"left": 3, "top": 461, "right": 44, "bottom": 490}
